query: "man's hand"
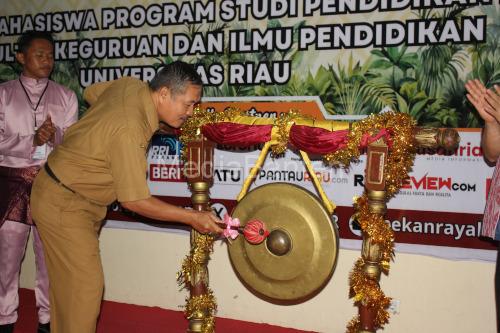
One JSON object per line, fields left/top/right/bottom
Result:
{"left": 190, "top": 210, "right": 224, "bottom": 235}
{"left": 120, "top": 196, "right": 224, "bottom": 235}
{"left": 33, "top": 116, "right": 56, "bottom": 146}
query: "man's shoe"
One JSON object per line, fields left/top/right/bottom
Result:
{"left": 37, "top": 322, "right": 50, "bottom": 333}
{"left": 0, "top": 323, "right": 14, "bottom": 333}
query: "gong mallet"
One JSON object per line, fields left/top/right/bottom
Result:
{"left": 217, "top": 219, "right": 270, "bottom": 244}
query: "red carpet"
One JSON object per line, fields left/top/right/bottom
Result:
{"left": 14, "top": 288, "right": 316, "bottom": 332}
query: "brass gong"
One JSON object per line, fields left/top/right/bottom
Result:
{"left": 228, "top": 183, "right": 339, "bottom": 303}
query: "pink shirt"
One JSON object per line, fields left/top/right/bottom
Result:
{"left": 0, "top": 74, "right": 78, "bottom": 168}
{"left": 481, "top": 157, "right": 500, "bottom": 239}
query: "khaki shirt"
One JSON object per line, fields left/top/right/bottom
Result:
{"left": 48, "top": 77, "right": 159, "bottom": 206}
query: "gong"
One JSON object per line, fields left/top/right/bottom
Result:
{"left": 228, "top": 183, "right": 339, "bottom": 303}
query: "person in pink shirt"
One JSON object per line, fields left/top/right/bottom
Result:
{"left": 0, "top": 31, "right": 78, "bottom": 333}
{"left": 465, "top": 79, "right": 500, "bottom": 331}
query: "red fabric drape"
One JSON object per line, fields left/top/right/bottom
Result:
{"left": 202, "top": 123, "right": 273, "bottom": 147}
{"left": 289, "top": 125, "right": 392, "bottom": 154}
{"left": 289, "top": 126, "right": 350, "bottom": 154}
{"left": 189, "top": 122, "right": 392, "bottom": 155}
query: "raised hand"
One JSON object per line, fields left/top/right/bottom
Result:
{"left": 33, "top": 115, "right": 56, "bottom": 146}
{"left": 465, "top": 80, "right": 498, "bottom": 124}
{"left": 483, "top": 85, "right": 500, "bottom": 123}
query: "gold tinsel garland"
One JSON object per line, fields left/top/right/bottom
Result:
{"left": 356, "top": 197, "right": 394, "bottom": 264}
{"left": 345, "top": 203, "right": 393, "bottom": 333}
{"left": 271, "top": 109, "right": 307, "bottom": 156}
{"left": 346, "top": 258, "right": 392, "bottom": 333}
{"left": 344, "top": 112, "right": 416, "bottom": 333}
{"left": 179, "top": 106, "right": 244, "bottom": 152}
{"left": 177, "top": 234, "right": 217, "bottom": 333}
{"left": 382, "top": 114, "right": 417, "bottom": 199}
{"left": 185, "top": 293, "right": 217, "bottom": 333}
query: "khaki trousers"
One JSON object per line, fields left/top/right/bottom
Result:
{"left": 31, "top": 169, "right": 106, "bottom": 333}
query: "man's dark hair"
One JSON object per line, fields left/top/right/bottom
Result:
{"left": 149, "top": 61, "right": 203, "bottom": 96}
{"left": 17, "top": 31, "right": 55, "bottom": 54}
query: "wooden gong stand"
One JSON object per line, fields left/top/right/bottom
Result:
{"left": 181, "top": 127, "right": 459, "bottom": 333}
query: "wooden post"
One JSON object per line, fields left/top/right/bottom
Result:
{"left": 359, "top": 139, "right": 388, "bottom": 333}
{"left": 356, "top": 127, "right": 460, "bottom": 332}
{"left": 184, "top": 135, "right": 216, "bottom": 333}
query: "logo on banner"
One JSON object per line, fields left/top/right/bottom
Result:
{"left": 348, "top": 215, "right": 362, "bottom": 237}
{"left": 388, "top": 215, "right": 482, "bottom": 241}
{"left": 148, "top": 134, "right": 185, "bottom": 182}
{"left": 214, "top": 167, "right": 243, "bottom": 184}
{"left": 149, "top": 164, "right": 185, "bottom": 182}
{"left": 401, "top": 173, "right": 476, "bottom": 193}
{"left": 422, "top": 141, "right": 483, "bottom": 162}
{"left": 354, "top": 174, "right": 476, "bottom": 194}
{"left": 258, "top": 169, "right": 349, "bottom": 184}
{"left": 216, "top": 144, "right": 263, "bottom": 152}
{"left": 148, "top": 135, "right": 182, "bottom": 162}
{"left": 211, "top": 202, "right": 228, "bottom": 219}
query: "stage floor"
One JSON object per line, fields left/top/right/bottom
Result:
{"left": 13, "top": 288, "right": 316, "bottom": 332}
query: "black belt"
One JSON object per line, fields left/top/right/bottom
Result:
{"left": 44, "top": 163, "right": 75, "bottom": 194}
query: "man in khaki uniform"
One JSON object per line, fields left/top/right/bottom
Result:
{"left": 30, "top": 61, "right": 223, "bottom": 333}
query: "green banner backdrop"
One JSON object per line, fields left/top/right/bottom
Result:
{"left": 1, "top": 1, "right": 498, "bottom": 127}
